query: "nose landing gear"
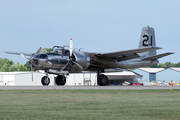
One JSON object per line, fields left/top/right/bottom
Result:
{"left": 41, "top": 69, "right": 67, "bottom": 86}
{"left": 56, "top": 75, "right": 66, "bottom": 85}
{"left": 41, "top": 76, "right": 50, "bottom": 86}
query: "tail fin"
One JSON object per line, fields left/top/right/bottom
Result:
{"left": 138, "top": 26, "right": 156, "bottom": 57}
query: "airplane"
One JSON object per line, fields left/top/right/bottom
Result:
{"left": 5, "top": 26, "right": 174, "bottom": 86}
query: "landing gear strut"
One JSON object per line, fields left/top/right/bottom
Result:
{"left": 41, "top": 70, "right": 51, "bottom": 86}
{"left": 97, "top": 70, "right": 108, "bottom": 86}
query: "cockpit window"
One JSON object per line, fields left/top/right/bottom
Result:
{"left": 39, "top": 54, "right": 48, "bottom": 59}
{"left": 34, "top": 54, "right": 40, "bottom": 58}
{"left": 51, "top": 49, "right": 69, "bottom": 56}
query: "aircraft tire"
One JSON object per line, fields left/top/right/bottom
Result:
{"left": 41, "top": 76, "right": 50, "bottom": 86}
{"left": 56, "top": 75, "right": 66, "bottom": 85}
{"left": 98, "top": 74, "right": 108, "bottom": 86}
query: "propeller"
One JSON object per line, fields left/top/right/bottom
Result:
{"left": 60, "top": 38, "right": 83, "bottom": 71}
{"left": 19, "top": 47, "right": 42, "bottom": 81}
{"left": 70, "top": 38, "right": 73, "bottom": 57}
{"left": 19, "top": 53, "right": 34, "bottom": 81}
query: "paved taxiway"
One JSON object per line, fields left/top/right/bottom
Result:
{"left": 0, "top": 86, "right": 180, "bottom": 90}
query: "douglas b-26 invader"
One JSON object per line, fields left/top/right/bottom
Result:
{"left": 6, "top": 26, "right": 174, "bottom": 86}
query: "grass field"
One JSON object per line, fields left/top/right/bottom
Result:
{"left": 0, "top": 89, "right": 180, "bottom": 120}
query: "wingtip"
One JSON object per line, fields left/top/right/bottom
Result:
{"left": 168, "top": 52, "right": 175, "bottom": 54}
{"left": 153, "top": 46, "right": 162, "bottom": 49}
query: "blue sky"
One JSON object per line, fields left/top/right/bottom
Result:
{"left": 0, "top": 0, "right": 180, "bottom": 64}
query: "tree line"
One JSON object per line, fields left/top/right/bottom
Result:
{"left": 148, "top": 62, "right": 180, "bottom": 68}
{"left": 0, "top": 58, "right": 33, "bottom": 72}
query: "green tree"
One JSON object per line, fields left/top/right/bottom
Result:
{"left": 0, "top": 58, "right": 14, "bottom": 72}
{"left": 0, "top": 58, "right": 35, "bottom": 72}
{"left": 40, "top": 48, "right": 53, "bottom": 53}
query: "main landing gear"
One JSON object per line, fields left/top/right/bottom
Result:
{"left": 97, "top": 70, "right": 108, "bottom": 86}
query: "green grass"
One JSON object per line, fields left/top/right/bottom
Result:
{"left": 0, "top": 89, "right": 180, "bottom": 120}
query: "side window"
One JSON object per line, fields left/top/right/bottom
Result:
{"left": 39, "top": 54, "right": 48, "bottom": 59}
{"left": 64, "top": 50, "right": 70, "bottom": 56}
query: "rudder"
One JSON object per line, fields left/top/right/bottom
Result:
{"left": 138, "top": 26, "right": 156, "bottom": 57}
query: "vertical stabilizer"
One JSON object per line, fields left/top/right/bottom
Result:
{"left": 138, "top": 26, "right": 156, "bottom": 57}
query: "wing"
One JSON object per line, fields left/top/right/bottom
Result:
{"left": 95, "top": 47, "right": 161, "bottom": 62}
{"left": 5, "top": 51, "right": 33, "bottom": 56}
{"left": 142, "top": 52, "right": 174, "bottom": 61}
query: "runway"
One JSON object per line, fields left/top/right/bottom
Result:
{"left": 0, "top": 85, "right": 180, "bottom": 90}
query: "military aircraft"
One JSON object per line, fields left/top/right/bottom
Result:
{"left": 5, "top": 26, "right": 174, "bottom": 86}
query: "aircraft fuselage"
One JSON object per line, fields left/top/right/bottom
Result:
{"left": 30, "top": 51, "right": 158, "bottom": 72}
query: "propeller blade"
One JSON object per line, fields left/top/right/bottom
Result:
{"left": 48, "top": 61, "right": 52, "bottom": 65}
{"left": 30, "top": 64, "right": 34, "bottom": 82}
{"left": 70, "top": 38, "right": 73, "bottom": 57}
{"left": 60, "top": 61, "right": 70, "bottom": 71}
{"left": 72, "top": 61, "right": 84, "bottom": 71}
{"left": 19, "top": 53, "right": 29, "bottom": 61}
{"left": 36, "top": 47, "right": 42, "bottom": 54}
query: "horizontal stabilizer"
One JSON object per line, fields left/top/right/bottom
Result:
{"left": 142, "top": 52, "right": 174, "bottom": 61}
{"left": 5, "top": 51, "right": 33, "bottom": 56}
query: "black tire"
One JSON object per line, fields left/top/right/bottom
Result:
{"left": 98, "top": 74, "right": 108, "bottom": 86}
{"left": 56, "top": 75, "right": 66, "bottom": 85}
{"left": 41, "top": 76, "right": 50, "bottom": 86}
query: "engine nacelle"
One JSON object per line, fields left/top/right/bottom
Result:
{"left": 72, "top": 51, "right": 90, "bottom": 70}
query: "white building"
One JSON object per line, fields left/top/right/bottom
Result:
{"left": 0, "top": 70, "right": 142, "bottom": 86}
{"left": 0, "top": 72, "right": 56, "bottom": 86}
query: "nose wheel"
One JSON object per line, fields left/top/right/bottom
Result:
{"left": 41, "top": 76, "right": 50, "bottom": 86}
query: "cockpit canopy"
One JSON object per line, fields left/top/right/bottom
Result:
{"left": 51, "top": 48, "right": 70, "bottom": 56}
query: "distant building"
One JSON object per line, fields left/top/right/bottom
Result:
{"left": 156, "top": 67, "right": 180, "bottom": 83}
{"left": 133, "top": 67, "right": 180, "bottom": 84}
{"left": 133, "top": 68, "right": 165, "bottom": 83}
{"left": 0, "top": 72, "right": 56, "bottom": 86}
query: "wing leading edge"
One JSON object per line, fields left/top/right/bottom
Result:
{"left": 5, "top": 51, "right": 33, "bottom": 56}
{"left": 95, "top": 47, "right": 161, "bottom": 62}
{"left": 96, "top": 47, "right": 161, "bottom": 58}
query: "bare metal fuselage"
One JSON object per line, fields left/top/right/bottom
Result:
{"left": 30, "top": 51, "right": 158, "bottom": 72}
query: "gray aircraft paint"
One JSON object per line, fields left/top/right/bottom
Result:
{"left": 138, "top": 26, "right": 156, "bottom": 57}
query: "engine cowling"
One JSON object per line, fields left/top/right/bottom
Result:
{"left": 72, "top": 51, "right": 90, "bottom": 70}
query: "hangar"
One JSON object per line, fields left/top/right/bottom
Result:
{"left": 133, "top": 67, "right": 180, "bottom": 84}
{"left": 0, "top": 72, "right": 56, "bottom": 86}
{"left": 0, "top": 70, "right": 142, "bottom": 86}
{"left": 133, "top": 68, "right": 165, "bottom": 84}
{"left": 156, "top": 67, "right": 180, "bottom": 83}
